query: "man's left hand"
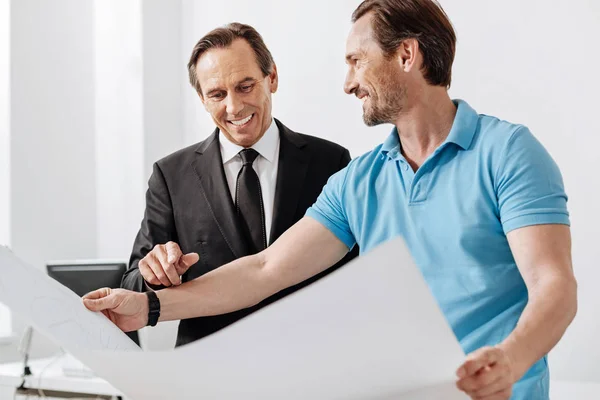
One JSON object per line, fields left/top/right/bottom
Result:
{"left": 455, "top": 346, "right": 516, "bottom": 400}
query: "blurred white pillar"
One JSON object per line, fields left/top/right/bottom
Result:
{"left": 142, "top": 0, "right": 184, "bottom": 181}
{"left": 94, "top": 0, "right": 145, "bottom": 259}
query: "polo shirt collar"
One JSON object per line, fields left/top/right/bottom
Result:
{"left": 380, "top": 99, "right": 478, "bottom": 160}
{"left": 444, "top": 99, "right": 478, "bottom": 150}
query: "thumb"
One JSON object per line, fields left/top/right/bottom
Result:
{"left": 179, "top": 252, "right": 199, "bottom": 270}
{"left": 83, "top": 292, "right": 117, "bottom": 312}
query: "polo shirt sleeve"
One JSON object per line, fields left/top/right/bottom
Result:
{"left": 305, "top": 165, "right": 356, "bottom": 250}
{"left": 496, "top": 126, "right": 570, "bottom": 234}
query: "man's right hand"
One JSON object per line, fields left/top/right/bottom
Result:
{"left": 139, "top": 241, "right": 199, "bottom": 287}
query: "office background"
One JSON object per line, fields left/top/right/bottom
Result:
{"left": 0, "top": 0, "right": 598, "bottom": 384}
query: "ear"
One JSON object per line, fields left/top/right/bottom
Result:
{"left": 396, "top": 38, "right": 419, "bottom": 73}
{"left": 268, "top": 64, "right": 279, "bottom": 93}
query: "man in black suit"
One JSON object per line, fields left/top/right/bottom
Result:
{"left": 121, "top": 22, "right": 356, "bottom": 347}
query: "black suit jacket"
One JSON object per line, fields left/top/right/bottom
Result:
{"left": 122, "top": 119, "right": 358, "bottom": 346}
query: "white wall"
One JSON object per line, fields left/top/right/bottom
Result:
{"left": 181, "top": 0, "right": 600, "bottom": 382}
{"left": 0, "top": 0, "right": 11, "bottom": 337}
{"left": 11, "top": 0, "right": 97, "bottom": 270}
{"left": 0, "top": 0, "right": 9, "bottom": 248}
{"left": 7, "top": 0, "right": 97, "bottom": 359}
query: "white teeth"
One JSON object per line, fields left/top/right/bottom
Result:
{"left": 230, "top": 114, "right": 253, "bottom": 126}
{"left": 361, "top": 96, "right": 368, "bottom": 104}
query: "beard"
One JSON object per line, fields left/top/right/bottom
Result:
{"left": 361, "top": 64, "right": 406, "bottom": 127}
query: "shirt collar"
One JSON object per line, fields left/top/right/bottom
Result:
{"left": 220, "top": 118, "right": 279, "bottom": 164}
{"left": 444, "top": 99, "right": 478, "bottom": 150}
{"left": 379, "top": 99, "right": 478, "bottom": 159}
{"left": 380, "top": 127, "right": 402, "bottom": 160}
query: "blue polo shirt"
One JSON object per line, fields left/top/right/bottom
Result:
{"left": 306, "top": 100, "right": 569, "bottom": 399}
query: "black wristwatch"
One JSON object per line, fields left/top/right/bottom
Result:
{"left": 146, "top": 291, "right": 161, "bottom": 327}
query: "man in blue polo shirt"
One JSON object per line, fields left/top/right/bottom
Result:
{"left": 84, "top": 1, "right": 577, "bottom": 399}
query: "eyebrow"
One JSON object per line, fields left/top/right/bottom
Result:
{"left": 345, "top": 52, "right": 359, "bottom": 63}
{"left": 205, "top": 77, "right": 257, "bottom": 96}
{"left": 205, "top": 88, "right": 224, "bottom": 97}
{"left": 237, "top": 77, "right": 257, "bottom": 86}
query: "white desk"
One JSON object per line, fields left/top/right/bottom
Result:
{"left": 0, "top": 356, "right": 125, "bottom": 399}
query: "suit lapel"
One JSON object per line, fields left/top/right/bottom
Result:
{"left": 269, "top": 119, "right": 310, "bottom": 244}
{"left": 191, "top": 130, "right": 250, "bottom": 258}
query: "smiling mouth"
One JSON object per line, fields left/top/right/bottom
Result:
{"left": 356, "top": 90, "right": 369, "bottom": 104}
{"left": 228, "top": 113, "right": 254, "bottom": 127}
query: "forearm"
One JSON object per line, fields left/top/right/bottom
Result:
{"left": 156, "top": 252, "right": 278, "bottom": 322}
{"left": 154, "top": 217, "right": 350, "bottom": 323}
{"left": 499, "top": 273, "right": 577, "bottom": 379}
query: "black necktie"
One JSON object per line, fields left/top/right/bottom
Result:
{"left": 235, "top": 149, "right": 267, "bottom": 254}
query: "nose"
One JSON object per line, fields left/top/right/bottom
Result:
{"left": 225, "top": 93, "right": 244, "bottom": 116}
{"left": 344, "top": 68, "right": 358, "bottom": 95}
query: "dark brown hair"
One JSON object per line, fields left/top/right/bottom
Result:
{"left": 352, "top": 0, "right": 456, "bottom": 87}
{"left": 187, "top": 22, "right": 275, "bottom": 95}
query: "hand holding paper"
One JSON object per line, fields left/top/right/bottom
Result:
{"left": 455, "top": 345, "right": 515, "bottom": 399}
{"left": 82, "top": 288, "right": 149, "bottom": 332}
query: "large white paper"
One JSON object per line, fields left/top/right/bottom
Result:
{"left": 75, "top": 237, "right": 468, "bottom": 399}
{"left": 1, "top": 238, "right": 468, "bottom": 399}
{"left": 0, "top": 246, "right": 140, "bottom": 352}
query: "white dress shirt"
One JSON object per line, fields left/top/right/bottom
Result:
{"left": 219, "top": 119, "right": 280, "bottom": 245}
